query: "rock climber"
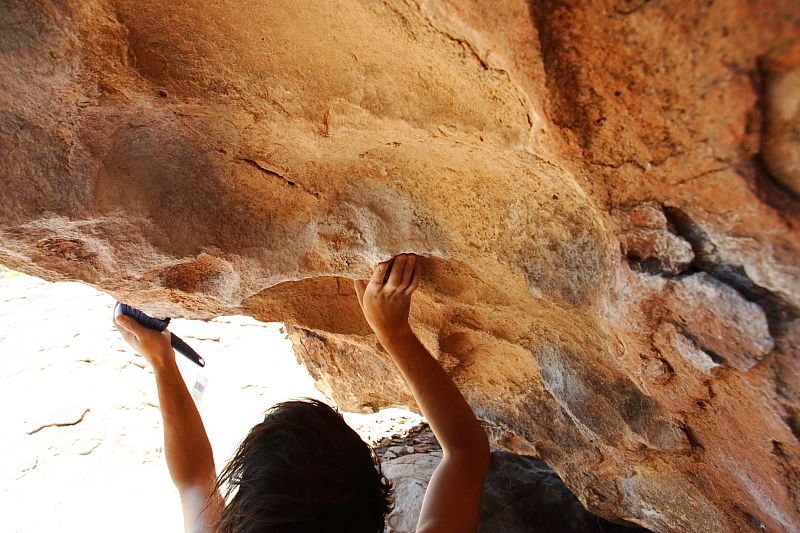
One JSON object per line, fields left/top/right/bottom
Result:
{"left": 114, "top": 253, "right": 490, "bottom": 532}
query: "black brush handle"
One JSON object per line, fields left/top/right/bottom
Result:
{"left": 170, "top": 335, "right": 206, "bottom": 367}
{"left": 114, "top": 302, "right": 206, "bottom": 367}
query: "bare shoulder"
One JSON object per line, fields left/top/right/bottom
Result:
{"left": 414, "top": 452, "right": 489, "bottom": 533}
{"left": 179, "top": 483, "right": 224, "bottom": 533}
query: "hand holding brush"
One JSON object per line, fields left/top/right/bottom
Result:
{"left": 113, "top": 302, "right": 205, "bottom": 368}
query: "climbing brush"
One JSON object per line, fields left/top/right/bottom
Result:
{"left": 113, "top": 302, "right": 206, "bottom": 367}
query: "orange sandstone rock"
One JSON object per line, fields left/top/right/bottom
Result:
{"left": 1, "top": 1, "right": 798, "bottom": 531}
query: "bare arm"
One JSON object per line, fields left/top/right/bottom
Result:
{"left": 115, "top": 315, "right": 223, "bottom": 532}
{"left": 355, "top": 254, "right": 490, "bottom": 533}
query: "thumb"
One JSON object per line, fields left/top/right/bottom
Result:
{"left": 116, "top": 315, "right": 144, "bottom": 336}
{"left": 354, "top": 280, "right": 367, "bottom": 308}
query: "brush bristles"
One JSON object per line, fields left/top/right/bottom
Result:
{"left": 119, "top": 303, "right": 171, "bottom": 331}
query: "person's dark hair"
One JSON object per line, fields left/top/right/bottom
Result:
{"left": 213, "top": 398, "right": 393, "bottom": 532}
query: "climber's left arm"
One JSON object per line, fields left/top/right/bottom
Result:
{"left": 115, "top": 315, "right": 223, "bottom": 532}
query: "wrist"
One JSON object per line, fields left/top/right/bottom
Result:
{"left": 376, "top": 323, "right": 416, "bottom": 348}
{"left": 148, "top": 348, "right": 176, "bottom": 373}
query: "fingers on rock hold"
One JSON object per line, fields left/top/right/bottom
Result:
{"left": 400, "top": 254, "right": 416, "bottom": 287}
{"left": 406, "top": 263, "right": 421, "bottom": 294}
{"left": 386, "top": 255, "right": 406, "bottom": 290}
{"left": 369, "top": 262, "right": 389, "bottom": 288}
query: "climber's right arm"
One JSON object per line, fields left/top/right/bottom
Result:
{"left": 355, "top": 254, "right": 490, "bottom": 532}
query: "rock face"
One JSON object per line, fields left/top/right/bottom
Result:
{"left": 762, "top": 41, "right": 800, "bottom": 197}
{"left": 1, "top": 1, "right": 799, "bottom": 531}
{"left": 377, "top": 424, "right": 644, "bottom": 533}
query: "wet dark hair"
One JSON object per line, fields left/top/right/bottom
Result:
{"left": 213, "top": 398, "right": 393, "bottom": 532}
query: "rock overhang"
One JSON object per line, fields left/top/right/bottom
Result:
{"left": 1, "top": 1, "right": 799, "bottom": 531}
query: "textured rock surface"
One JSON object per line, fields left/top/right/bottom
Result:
{"left": 613, "top": 203, "right": 694, "bottom": 275}
{"left": 1, "top": 1, "right": 799, "bottom": 531}
{"left": 762, "top": 41, "right": 800, "bottom": 197}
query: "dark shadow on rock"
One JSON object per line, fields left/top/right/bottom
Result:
{"left": 378, "top": 424, "right": 650, "bottom": 533}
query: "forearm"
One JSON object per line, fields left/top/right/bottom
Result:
{"left": 152, "top": 355, "right": 216, "bottom": 489}
{"left": 379, "top": 327, "right": 489, "bottom": 458}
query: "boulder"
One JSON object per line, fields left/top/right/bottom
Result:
{"left": 1, "top": 1, "right": 799, "bottom": 531}
{"left": 761, "top": 41, "right": 800, "bottom": 197}
{"left": 377, "top": 424, "right": 645, "bottom": 533}
{"left": 612, "top": 203, "right": 694, "bottom": 275}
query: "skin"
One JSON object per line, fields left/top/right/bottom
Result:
{"left": 355, "top": 254, "right": 490, "bottom": 533}
{"left": 116, "top": 253, "right": 489, "bottom": 532}
{"left": 114, "top": 315, "right": 223, "bottom": 532}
